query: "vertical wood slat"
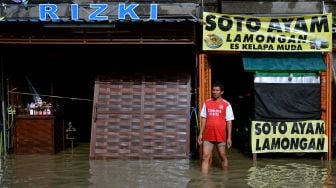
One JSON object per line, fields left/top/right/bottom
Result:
{"left": 198, "top": 53, "right": 212, "bottom": 160}
{"left": 198, "top": 54, "right": 212, "bottom": 122}
{"left": 325, "top": 53, "right": 333, "bottom": 160}
{"left": 321, "top": 53, "right": 332, "bottom": 160}
{"left": 90, "top": 72, "right": 191, "bottom": 159}
{"left": 328, "top": 53, "right": 332, "bottom": 160}
{"left": 90, "top": 77, "right": 100, "bottom": 159}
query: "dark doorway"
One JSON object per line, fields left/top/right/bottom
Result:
{"left": 210, "top": 54, "right": 254, "bottom": 154}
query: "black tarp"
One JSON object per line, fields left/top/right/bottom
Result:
{"left": 254, "top": 83, "right": 321, "bottom": 121}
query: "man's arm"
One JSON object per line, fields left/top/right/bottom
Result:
{"left": 198, "top": 117, "right": 206, "bottom": 145}
{"left": 225, "top": 104, "right": 234, "bottom": 149}
{"left": 226, "top": 120, "right": 232, "bottom": 148}
{"left": 198, "top": 103, "right": 207, "bottom": 145}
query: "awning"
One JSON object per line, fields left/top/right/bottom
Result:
{"left": 243, "top": 52, "right": 326, "bottom": 72}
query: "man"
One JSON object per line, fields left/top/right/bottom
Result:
{"left": 198, "top": 81, "right": 234, "bottom": 173}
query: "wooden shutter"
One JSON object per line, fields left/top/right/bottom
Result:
{"left": 90, "top": 72, "right": 191, "bottom": 159}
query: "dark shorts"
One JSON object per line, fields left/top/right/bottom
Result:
{"left": 203, "top": 140, "right": 226, "bottom": 147}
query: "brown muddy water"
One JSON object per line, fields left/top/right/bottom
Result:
{"left": 0, "top": 143, "right": 334, "bottom": 188}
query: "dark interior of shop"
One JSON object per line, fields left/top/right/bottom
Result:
{"left": 4, "top": 45, "right": 95, "bottom": 143}
{"left": 210, "top": 54, "right": 255, "bottom": 154}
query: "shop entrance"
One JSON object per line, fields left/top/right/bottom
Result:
{"left": 2, "top": 44, "right": 197, "bottom": 158}
{"left": 200, "top": 53, "right": 254, "bottom": 154}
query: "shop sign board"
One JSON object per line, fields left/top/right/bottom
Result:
{"left": 251, "top": 120, "right": 328, "bottom": 153}
{"left": 39, "top": 3, "right": 158, "bottom": 21}
{"left": 203, "top": 12, "right": 332, "bottom": 52}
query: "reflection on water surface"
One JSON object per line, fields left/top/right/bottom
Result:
{"left": 0, "top": 143, "right": 334, "bottom": 188}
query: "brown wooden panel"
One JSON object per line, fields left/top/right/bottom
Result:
{"left": 198, "top": 53, "right": 211, "bottom": 160}
{"left": 90, "top": 72, "right": 191, "bottom": 159}
{"left": 14, "top": 115, "right": 64, "bottom": 154}
{"left": 323, "top": 53, "right": 333, "bottom": 160}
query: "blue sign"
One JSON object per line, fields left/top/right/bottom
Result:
{"left": 39, "top": 3, "right": 158, "bottom": 21}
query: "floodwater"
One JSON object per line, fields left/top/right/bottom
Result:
{"left": 0, "top": 143, "right": 335, "bottom": 188}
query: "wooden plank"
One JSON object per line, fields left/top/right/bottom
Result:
{"left": 198, "top": 53, "right": 211, "bottom": 160}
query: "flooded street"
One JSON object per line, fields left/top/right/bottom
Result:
{"left": 0, "top": 143, "right": 334, "bottom": 187}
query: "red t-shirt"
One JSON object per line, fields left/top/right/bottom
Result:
{"left": 203, "top": 99, "right": 230, "bottom": 142}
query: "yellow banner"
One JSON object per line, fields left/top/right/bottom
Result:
{"left": 251, "top": 120, "right": 328, "bottom": 153}
{"left": 203, "top": 12, "right": 332, "bottom": 52}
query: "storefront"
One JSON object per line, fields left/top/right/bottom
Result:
{"left": 0, "top": 1, "right": 200, "bottom": 159}
{"left": 199, "top": 12, "right": 333, "bottom": 159}
{"left": 1, "top": 1, "right": 334, "bottom": 160}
